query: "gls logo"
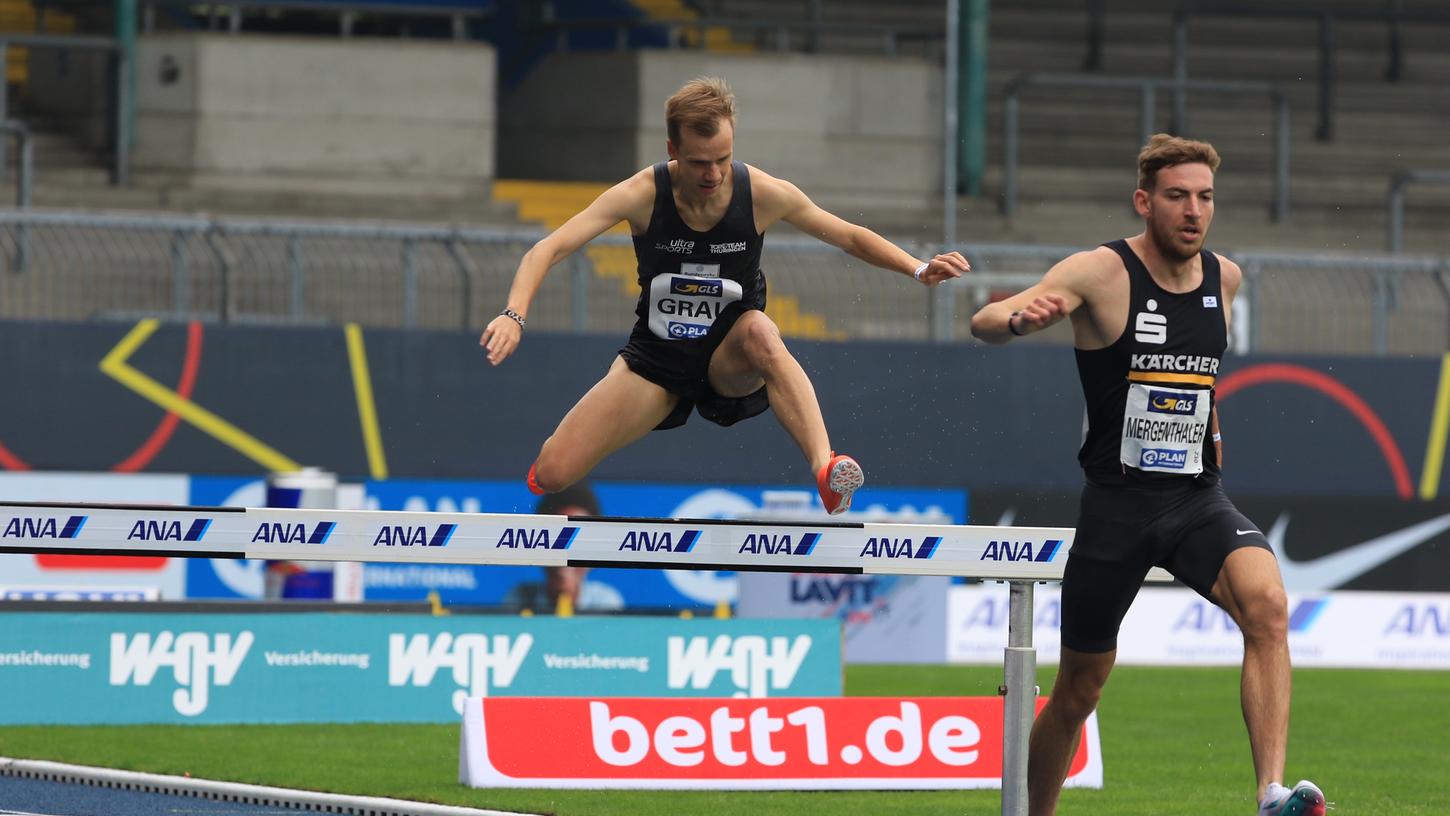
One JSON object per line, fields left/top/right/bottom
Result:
{"left": 110, "top": 631, "right": 254, "bottom": 716}
{"left": 1148, "top": 391, "right": 1197, "bottom": 414}
{"left": 389, "top": 633, "right": 532, "bottom": 714}
{"left": 667, "top": 635, "right": 811, "bottom": 698}
{"left": 1135, "top": 299, "right": 1167, "bottom": 344}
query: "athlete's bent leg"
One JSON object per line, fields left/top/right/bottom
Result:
{"left": 531, "top": 357, "right": 678, "bottom": 493}
{"left": 708, "top": 310, "right": 831, "bottom": 472}
{"left": 1211, "top": 546, "right": 1291, "bottom": 800}
{"left": 1028, "top": 647, "right": 1115, "bottom": 816}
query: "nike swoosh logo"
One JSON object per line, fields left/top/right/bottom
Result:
{"left": 1236, "top": 529, "right": 1258, "bottom": 536}
{"left": 1268, "top": 511, "right": 1450, "bottom": 591}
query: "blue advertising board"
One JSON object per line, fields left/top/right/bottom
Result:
{"left": 186, "top": 476, "right": 966, "bottom": 608}
{"left": 0, "top": 613, "right": 842, "bottom": 725}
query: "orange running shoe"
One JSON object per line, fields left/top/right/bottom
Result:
{"left": 816, "top": 452, "right": 864, "bottom": 516}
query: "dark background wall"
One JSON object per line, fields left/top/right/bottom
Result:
{"left": 0, "top": 319, "right": 1439, "bottom": 501}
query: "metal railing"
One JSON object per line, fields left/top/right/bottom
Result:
{"left": 531, "top": 16, "right": 940, "bottom": 57}
{"left": 0, "top": 120, "right": 32, "bottom": 274}
{"left": 0, "top": 34, "right": 130, "bottom": 186}
{"left": 1388, "top": 169, "right": 1450, "bottom": 253}
{"left": 1169, "top": 2, "right": 1450, "bottom": 141}
{"left": 141, "top": 0, "right": 496, "bottom": 39}
{"left": 1, "top": 210, "right": 1448, "bottom": 357}
{"left": 1001, "top": 72, "right": 1290, "bottom": 222}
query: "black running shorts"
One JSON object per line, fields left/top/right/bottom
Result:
{"left": 1059, "top": 479, "right": 1272, "bottom": 653}
{"left": 618, "top": 302, "right": 770, "bottom": 431}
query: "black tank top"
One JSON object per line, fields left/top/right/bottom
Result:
{"left": 630, "top": 161, "right": 766, "bottom": 340}
{"left": 1076, "top": 239, "right": 1226, "bottom": 488}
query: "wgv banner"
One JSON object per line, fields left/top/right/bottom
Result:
{"left": 459, "top": 696, "right": 1102, "bottom": 790}
{"left": 0, "top": 614, "right": 841, "bottom": 725}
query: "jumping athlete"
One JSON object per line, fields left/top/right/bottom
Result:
{"left": 482, "top": 76, "right": 969, "bottom": 513}
{"left": 971, "top": 134, "right": 1326, "bottom": 816}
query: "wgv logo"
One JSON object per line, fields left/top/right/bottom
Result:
{"left": 667, "top": 635, "right": 811, "bottom": 698}
{"left": 738, "top": 532, "right": 820, "bottom": 557}
{"left": 980, "top": 539, "right": 1063, "bottom": 563}
{"left": 2, "top": 515, "right": 86, "bottom": 539}
{"left": 251, "top": 521, "right": 335, "bottom": 545}
{"left": 110, "top": 631, "right": 254, "bottom": 717}
{"left": 620, "top": 529, "right": 700, "bottom": 554}
{"left": 388, "top": 632, "right": 532, "bottom": 714}
{"left": 860, "top": 536, "right": 941, "bottom": 560}
{"left": 496, "top": 526, "right": 578, "bottom": 550}
{"left": 127, "top": 518, "right": 212, "bottom": 542}
{"left": 373, "top": 524, "right": 457, "bottom": 547}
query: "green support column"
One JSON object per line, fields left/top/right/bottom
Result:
{"left": 959, "top": 0, "right": 988, "bottom": 196}
{"left": 115, "top": 0, "right": 136, "bottom": 184}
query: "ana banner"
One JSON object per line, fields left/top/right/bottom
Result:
{"left": 0, "top": 614, "right": 841, "bottom": 725}
{"left": 459, "top": 696, "right": 1102, "bottom": 790}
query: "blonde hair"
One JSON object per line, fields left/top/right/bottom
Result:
{"left": 665, "top": 76, "right": 736, "bottom": 145}
{"left": 1137, "top": 134, "right": 1221, "bottom": 191}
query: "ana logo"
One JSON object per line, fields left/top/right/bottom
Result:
{"left": 127, "top": 518, "right": 212, "bottom": 542}
{"left": 860, "top": 536, "right": 942, "bottom": 560}
{"left": 1288, "top": 598, "right": 1329, "bottom": 633}
{"left": 667, "top": 635, "right": 811, "bottom": 698}
{"left": 251, "top": 521, "right": 335, "bottom": 545}
{"left": 667, "top": 322, "right": 711, "bottom": 339}
{"left": 1148, "top": 391, "right": 1198, "bottom": 414}
{"left": 389, "top": 633, "right": 532, "bottom": 714}
{"left": 669, "top": 277, "right": 723, "bottom": 297}
{"left": 619, "top": 529, "right": 701, "bottom": 554}
{"left": 1135, "top": 299, "right": 1168, "bottom": 344}
{"left": 710, "top": 241, "right": 747, "bottom": 254}
{"left": 2, "top": 515, "right": 87, "bottom": 539}
{"left": 980, "top": 539, "right": 1063, "bottom": 563}
{"left": 110, "top": 631, "right": 254, "bottom": 716}
{"left": 496, "top": 526, "right": 579, "bottom": 550}
{"left": 738, "top": 532, "right": 820, "bottom": 557}
{"left": 373, "top": 524, "right": 457, "bottom": 547}
{"left": 1383, "top": 603, "right": 1450, "bottom": 637}
{"left": 656, "top": 239, "right": 696, "bottom": 255}
{"left": 1140, "top": 448, "right": 1189, "bottom": 469}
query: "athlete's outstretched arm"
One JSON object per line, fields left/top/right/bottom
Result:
{"left": 481, "top": 174, "right": 651, "bottom": 365}
{"left": 753, "top": 170, "right": 970, "bottom": 286}
{"left": 969, "top": 250, "right": 1101, "bottom": 344}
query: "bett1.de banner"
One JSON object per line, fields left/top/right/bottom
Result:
{"left": 460, "top": 696, "right": 1102, "bottom": 791}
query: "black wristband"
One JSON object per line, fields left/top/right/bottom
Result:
{"left": 501, "top": 308, "right": 526, "bottom": 330}
{"left": 1008, "top": 311, "right": 1026, "bottom": 336}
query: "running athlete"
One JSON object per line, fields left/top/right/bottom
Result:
{"left": 481, "top": 77, "right": 969, "bottom": 513}
{"left": 970, "top": 134, "right": 1326, "bottom": 816}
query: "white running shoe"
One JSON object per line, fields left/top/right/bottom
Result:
{"left": 1258, "top": 780, "right": 1327, "bottom": 816}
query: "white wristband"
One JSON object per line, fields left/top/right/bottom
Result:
{"left": 1212, "top": 432, "right": 1222, "bottom": 442}
{"left": 913, "top": 262, "right": 929, "bottom": 281}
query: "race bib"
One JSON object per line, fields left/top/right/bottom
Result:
{"left": 1120, "top": 382, "right": 1210, "bottom": 475}
{"left": 647, "top": 268, "right": 742, "bottom": 341}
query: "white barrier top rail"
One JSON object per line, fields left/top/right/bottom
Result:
{"left": 0, "top": 501, "right": 1092, "bottom": 581}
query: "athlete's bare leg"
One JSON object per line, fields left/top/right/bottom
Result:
{"left": 708, "top": 310, "right": 831, "bottom": 472}
{"left": 1211, "top": 546, "right": 1291, "bottom": 800}
{"left": 531, "top": 356, "right": 679, "bottom": 493}
{"left": 1027, "top": 646, "right": 1115, "bottom": 816}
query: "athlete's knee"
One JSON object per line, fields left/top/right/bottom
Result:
{"left": 1236, "top": 583, "right": 1289, "bottom": 643}
{"left": 531, "top": 443, "right": 579, "bottom": 495}
{"left": 737, "top": 312, "right": 787, "bottom": 369}
{"left": 1048, "top": 667, "right": 1108, "bottom": 722}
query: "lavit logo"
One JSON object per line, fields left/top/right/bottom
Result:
{"left": 1135, "top": 299, "right": 1168, "bottom": 344}
{"left": 389, "top": 633, "right": 532, "bottom": 714}
{"left": 667, "top": 635, "right": 811, "bottom": 698}
{"left": 109, "top": 631, "right": 254, "bottom": 716}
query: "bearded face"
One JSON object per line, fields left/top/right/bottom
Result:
{"left": 1137, "top": 163, "right": 1215, "bottom": 261}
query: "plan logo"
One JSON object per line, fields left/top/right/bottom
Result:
{"left": 1140, "top": 448, "right": 1188, "bottom": 469}
{"left": 110, "top": 631, "right": 254, "bottom": 716}
{"left": 389, "top": 633, "right": 532, "bottom": 714}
